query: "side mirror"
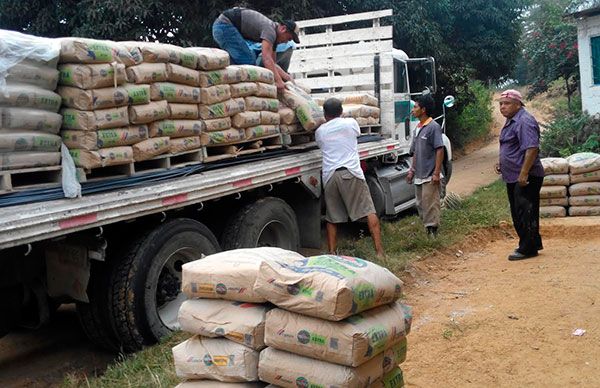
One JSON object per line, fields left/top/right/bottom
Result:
{"left": 443, "top": 95, "right": 455, "bottom": 108}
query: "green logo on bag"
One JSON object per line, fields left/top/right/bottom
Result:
{"left": 352, "top": 283, "right": 376, "bottom": 311}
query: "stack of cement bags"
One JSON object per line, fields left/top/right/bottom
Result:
{"left": 313, "top": 93, "right": 381, "bottom": 126}
{"left": 567, "top": 152, "right": 600, "bottom": 216}
{"left": 279, "top": 82, "right": 325, "bottom": 133}
{"left": 0, "top": 30, "right": 63, "bottom": 171}
{"left": 255, "top": 254, "right": 411, "bottom": 388}
{"left": 278, "top": 104, "right": 301, "bottom": 139}
{"left": 540, "top": 157, "right": 570, "bottom": 217}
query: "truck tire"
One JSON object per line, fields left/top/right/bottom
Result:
{"left": 366, "top": 175, "right": 386, "bottom": 217}
{"left": 109, "top": 218, "right": 219, "bottom": 352}
{"left": 221, "top": 197, "right": 300, "bottom": 251}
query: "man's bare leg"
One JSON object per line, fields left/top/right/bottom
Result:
{"left": 367, "top": 213, "right": 385, "bottom": 257}
{"left": 326, "top": 222, "right": 338, "bottom": 254}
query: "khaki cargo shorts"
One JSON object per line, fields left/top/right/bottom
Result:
{"left": 324, "top": 169, "right": 377, "bottom": 223}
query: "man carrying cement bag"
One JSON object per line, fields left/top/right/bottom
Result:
{"left": 212, "top": 7, "right": 299, "bottom": 92}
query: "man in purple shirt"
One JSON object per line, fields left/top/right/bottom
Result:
{"left": 495, "top": 89, "right": 545, "bottom": 260}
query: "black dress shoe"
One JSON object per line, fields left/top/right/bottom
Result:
{"left": 508, "top": 251, "right": 538, "bottom": 261}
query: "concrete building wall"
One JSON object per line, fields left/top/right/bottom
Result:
{"left": 577, "top": 13, "right": 600, "bottom": 115}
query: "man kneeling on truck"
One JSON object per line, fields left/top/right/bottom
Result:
{"left": 315, "top": 98, "right": 385, "bottom": 257}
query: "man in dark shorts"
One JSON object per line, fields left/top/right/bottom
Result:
{"left": 315, "top": 98, "right": 385, "bottom": 257}
{"left": 212, "top": 7, "right": 299, "bottom": 92}
{"left": 495, "top": 89, "right": 544, "bottom": 261}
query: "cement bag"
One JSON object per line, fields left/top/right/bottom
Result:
{"left": 178, "top": 49, "right": 200, "bottom": 70}
{"left": 279, "top": 107, "right": 297, "bottom": 125}
{"left": 260, "top": 111, "right": 280, "bottom": 125}
{"left": 368, "top": 116, "right": 380, "bottom": 125}
{"left": 63, "top": 126, "right": 149, "bottom": 150}
{"left": 167, "top": 63, "right": 200, "bottom": 86}
{"left": 169, "top": 103, "right": 199, "bottom": 119}
{"left": 58, "top": 63, "right": 126, "bottom": 89}
{"left": 176, "top": 382, "right": 265, "bottom": 388}
{"left": 280, "top": 124, "right": 302, "bottom": 134}
{"left": 0, "top": 84, "right": 61, "bottom": 112}
{"left": 339, "top": 94, "right": 378, "bottom": 107}
{"left": 0, "top": 151, "right": 60, "bottom": 171}
{"left": 128, "top": 100, "right": 170, "bottom": 124}
{"left": 255, "top": 83, "right": 277, "bottom": 98}
{"left": 61, "top": 106, "right": 129, "bottom": 130}
{"left": 123, "top": 42, "right": 180, "bottom": 64}
{"left": 199, "top": 66, "right": 244, "bottom": 87}
{"left": 59, "top": 38, "right": 124, "bottom": 64}
{"left": 255, "top": 255, "right": 403, "bottom": 321}
{"left": 264, "top": 302, "right": 412, "bottom": 367}
{"left": 61, "top": 130, "right": 98, "bottom": 150}
{"left": 170, "top": 136, "right": 202, "bottom": 153}
{"left": 0, "top": 107, "right": 62, "bottom": 134}
{"left": 173, "top": 336, "right": 260, "bottom": 382}
{"left": 200, "top": 127, "right": 244, "bottom": 146}
{"left": 356, "top": 117, "right": 370, "bottom": 126}
{"left": 181, "top": 247, "right": 304, "bottom": 303}
{"left": 132, "top": 137, "right": 169, "bottom": 161}
{"left": 188, "top": 47, "right": 231, "bottom": 70}
{"left": 569, "top": 195, "right": 600, "bottom": 206}
{"left": 199, "top": 98, "right": 245, "bottom": 120}
{"left": 370, "top": 368, "right": 405, "bottom": 388}
{"left": 200, "top": 85, "right": 232, "bottom": 105}
{"left": 540, "top": 206, "right": 567, "bottom": 218}
{"left": 0, "top": 131, "right": 61, "bottom": 152}
{"left": 232, "top": 112, "right": 261, "bottom": 128}
{"left": 543, "top": 174, "right": 569, "bottom": 186}
{"left": 123, "top": 84, "right": 151, "bottom": 105}
{"left": 570, "top": 169, "right": 600, "bottom": 184}
{"left": 245, "top": 125, "right": 279, "bottom": 140}
{"left": 149, "top": 120, "right": 203, "bottom": 138}
{"left": 237, "top": 65, "right": 274, "bottom": 84}
{"left": 539, "top": 186, "right": 567, "bottom": 199}
{"left": 6, "top": 62, "right": 59, "bottom": 90}
{"left": 258, "top": 342, "right": 406, "bottom": 388}
{"left": 231, "top": 83, "right": 259, "bottom": 98}
{"left": 567, "top": 152, "right": 600, "bottom": 174}
{"left": 569, "top": 182, "right": 600, "bottom": 196}
{"left": 204, "top": 117, "right": 232, "bottom": 132}
{"left": 569, "top": 206, "right": 600, "bottom": 216}
{"left": 541, "top": 157, "right": 569, "bottom": 174}
{"left": 150, "top": 82, "right": 200, "bottom": 104}
{"left": 343, "top": 104, "right": 381, "bottom": 119}
{"left": 280, "top": 83, "right": 325, "bottom": 131}
{"left": 69, "top": 146, "right": 133, "bottom": 169}
{"left": 540, "top": 197, "right": 568, "bottom": 207}
{"left": 179, "top": 299, "right": 270, "bottom": 350}
{"left": 244, "top": 97, "right": 279, "bottom": 112}
{"left": 58, "top": 86, "right": 129, "bottom": 110}
{"left": 126, "top": 63, "right": 168, "bottom": 84}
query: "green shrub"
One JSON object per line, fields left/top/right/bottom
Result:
{"left": 447, "top": 80, "right": 493, "bottom": 148}
{"left": 540, "top": 111, "right": 600, "bottom": 157}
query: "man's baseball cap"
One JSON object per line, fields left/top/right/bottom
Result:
{"left": 500, "top": 89, "right": 525, "bottom": 106}
{"left": 283, "top": 20, "right": 300, "bottom": 44}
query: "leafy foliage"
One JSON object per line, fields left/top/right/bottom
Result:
{"left": 449, "top": 81, "right": 494, "bottom": 147}
{"left": 540, "top": 111, "right": 600, "bottom": 157}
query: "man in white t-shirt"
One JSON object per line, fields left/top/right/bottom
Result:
{"left": 315, "top": 98, "right": 384, "bottom": 257}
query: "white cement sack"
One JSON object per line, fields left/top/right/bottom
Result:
{"left": 126, "top": 63, "right": 168, "bottom": 84}
{"left": 338, "top": 94, "right": 379, "bottom": 107}
{"left": 150, "top": 82, "right": 201, "bottom": 104}
{"left": 540, "top": 197, "right": 568, "bottom": 207}
{"left": 179, "top": 299, "right": 270, "bottom": 350}
{"left": 567, "top": 152, "right": 600, "bottom": 174}
{"left": 199, "top": 98, "right": 245, "bottom": 120}
{"left": 255, "top": 254, "right": 403, "bottom": 321}
{"left": 58, "top": 63, "right": 127, "bottom": 89}
{"left": 61, "top": 106, "right": 129, "bottom": 130}
{"left": 200, "top": 85, "right": 232, "bottom": 105}
{"left": 6, "top": 62, "right": 59, "bottom": 90}
{"left": 258, "top": 341, "right": 407, "bottom": 388}
{"left": 0, "top": 84, "right": 62, "bottom": 112}
{"left": 570, "top": 169, "right": 600, "bottom": 184}
{"left": 149, "top": 120, "right": 203, "bottom": 138}
{"left": 132, "top": 137, "right": 170, "bottom": 161}
{"left": 237, "top": 65, "right": 274, "bottom": 84}
{"left": 540, "top": 206, "right": 567, "bottom": 218}
{"left": 69, "top": 146, "right": 133, "bottom": 169}
{"left": 176, "top": 382, "right": 265, "bottom": 388}
{"left": 200, "top": 128, "right": 245, "bottom": 146}
{"left": 569, "top": 195, "right": 600, "bottom": 206}
{"left": 188, "top": 47, "right": 231, "bottom": 70}
{"left": 255, "top": 83, "right": 277, "bottom": 98}
{"left": 279, "top": 124, "right": 302, "bottom": 134}
{"left": 568, "top": 206, "right": 600, "bottom": 216}
{"left": 541, "top": 157, "right": 569, "bottom": 174}
{"left": 169, "top": 103, "right": 199, "bottom": 119}
{"left": 260, "top": 111, "right": 280, "bottom": 126}
{"left": 569, "top": 182, "right": 600, "bottom": 196}
{"left": 199, "top": 66, "right": 245, "bottom": 87}
{"left": 232, "top": 112, "right": 261, "bottom": 129}
{"left": 0, "top": 107, "right": 62, "bottom": 134}
{"left": 543, "top": 174, "right": 570, "bottom": 186}
{"left": 167, "top": 63, "right": 200, "bottom": 86}
{"left": 278, "top": 107, "right": 297, "bottom": 125}
{"left": 244, "top": 97, "right": 279, "bottom": 112}
{"left": 173, "top": 336, "right": 260, "bottom": 382}
{"left": 280, "top": 83, "right": 325, "bottom": 131}
{"left": 204, "top": 117, "right": 232, "bottom": 132}
{"left": 230, "top": 83, "right": 259, "bottom": 98}
{"left": 181, "top": 247, "right": 304, "bottom": 303}
{"left": 128, "top": 100, "right": 170, "bottom": 124}
{"left": 0, "top": 151, "right": 60, "bottom": 170}
{"left": 245, "top": 125, "right": 279, "bottom": 140}
{"left": 170, "top": 136, "right": 202, "bottom": 153}
{"left": 0, "top": 131, "right": 61, "bottom": 152}
{"left": 539, "top": 186, "right": 567, "bottom": 199}
{"left": 264, "top": 301, "right": 412, "bottom": 366}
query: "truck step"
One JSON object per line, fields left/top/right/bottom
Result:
{"left": 0, "top": 165, "right": 63, "bottom": 194}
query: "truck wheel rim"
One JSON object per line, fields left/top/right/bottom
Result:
{"left": 256, "top": 220, "right": 292, "bottom": 249}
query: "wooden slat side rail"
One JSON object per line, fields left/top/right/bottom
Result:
{"left": 297, "top": 26, "right": 393, "bottom": 48}
{"left": 296, "top": 9, "right": 393, "bottom": 28}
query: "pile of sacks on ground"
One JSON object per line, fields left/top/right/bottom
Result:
{"left": 540, "top": 152, "right": 600, "bottom": 217}
{"left": 0, "top": 31, "right": 63, "bottom": 171}
{"left": 173, "top": 247, "right": 412, "bottom": 388}
{"left": 315, "top": 94, "right": 381, "bottom": 126}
